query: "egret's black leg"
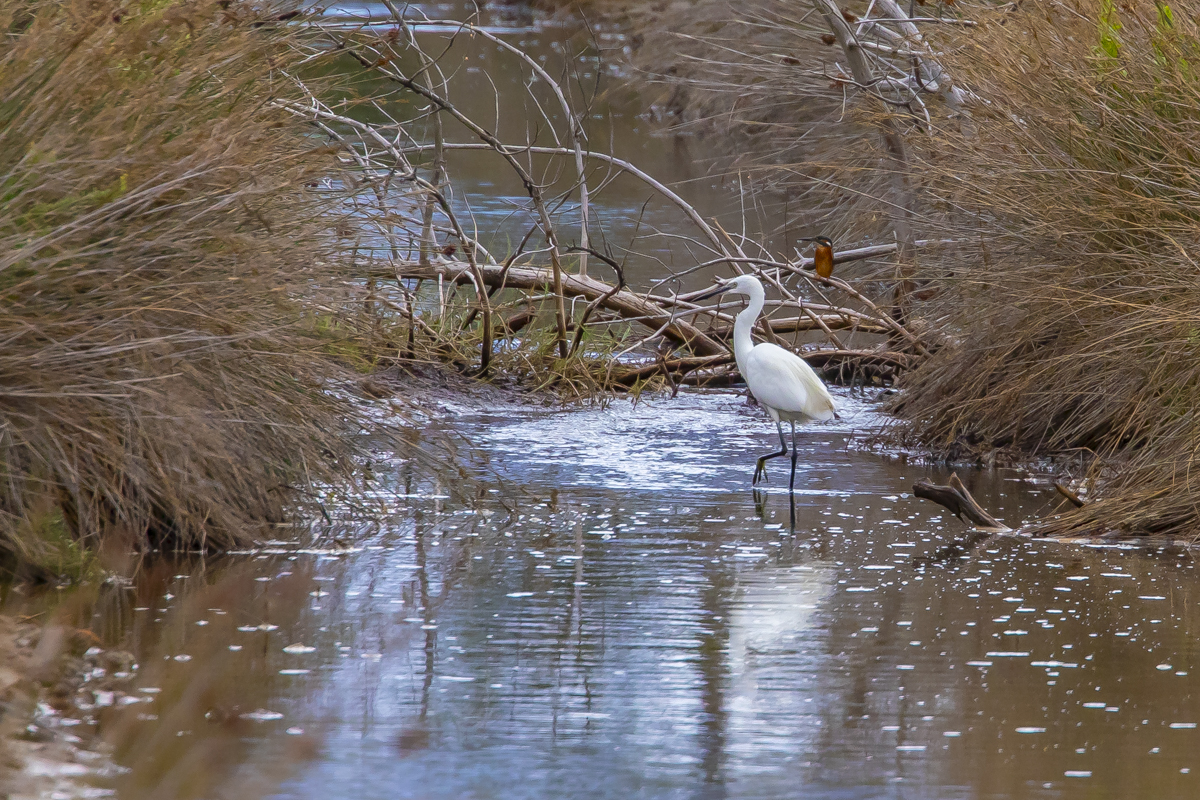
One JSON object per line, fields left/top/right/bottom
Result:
{"left": 788, "top": 421, "right": 799, "bottom": 493}
{"left": 753, "top": 421, "right": 788, "bottom": 485}
{"left": 788, "top": 491, "right": 796, "bottom": 532}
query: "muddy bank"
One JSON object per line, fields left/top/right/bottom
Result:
{"left": 0, "top": 613, "right": 133, "bottom": 799}
{"left": 0, "top": 559, "right": 339, "bottom": 799}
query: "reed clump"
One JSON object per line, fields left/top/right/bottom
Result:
{"left": 628, "top": 0, "right": 1200, "bottom": 536}
{"left": 889, "top": 0, "right": 1200, "bottom": 537}
{"left": 0, "top": 1, "right": 367, "bottom": 577}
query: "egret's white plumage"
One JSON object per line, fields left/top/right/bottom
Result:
{"left": 744, "top": 343, "right": 836, "bottom": 421}
{"left": 699, "top": 274, "right": 836, "bottom": 489}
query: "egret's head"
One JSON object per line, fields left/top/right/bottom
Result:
{"left": 693, "top": 274, "right": 763, "bottom": 301}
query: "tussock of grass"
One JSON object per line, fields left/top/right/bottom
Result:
{"left": 635, "top": 0, "right": 1200, "bottom": 536}
{"left": 0, "top": 1, "right": 367, "bottom": 576}
{"left": 889, "top": 0, "right": 1200, "bottom": 537}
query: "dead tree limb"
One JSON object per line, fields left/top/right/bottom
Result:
{"left": 612, "top": 354, "right": 732, "bottom": 385}
{"left": 404, "top": 19, "right": 595, "bottom": 278}
{"left": 711, "top": 315, "right": 890, "bottom": 337}
{"left": 403, "top": 260, "right": 726, "bottom": 356}
{"left": 565, "top": 246, "right": 625, "bottom": 358}
{"left": 1055, "top": 482, "right": 1086, "bottom": 508}
{"left": 913, "top": 473, "right": 1010, "bottom": 531}
{"left": 343, "top": 33, "right": 574, "bottom": 360}
{"left": 612, "top": 348, "right": 914, "bottom": 386}
{"left": 295, "top": 11, "right": 934, "bottom": 388}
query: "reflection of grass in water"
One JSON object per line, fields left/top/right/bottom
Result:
{"left": 93, "top": 559, "right": 326, "bottom": 799}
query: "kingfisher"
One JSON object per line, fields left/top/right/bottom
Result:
{"left": 799, "top": 235, "right": 834, "bottom": 278}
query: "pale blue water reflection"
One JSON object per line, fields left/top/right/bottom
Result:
{"left": 11, "top": 391, "right": 1200, "bottom": 798}
{"left": 237, "top": 391, "right": 1200, "bottom": 800}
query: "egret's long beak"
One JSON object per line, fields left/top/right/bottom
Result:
{"left": 691, "top": 279, "right": 729, "bottom": 302}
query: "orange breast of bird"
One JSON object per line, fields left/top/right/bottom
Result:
{"left": 814, "top": 244, "right": 834, "bottom": 278}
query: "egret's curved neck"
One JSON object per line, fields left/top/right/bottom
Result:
{"left": 733, "top": 281, "right": 766, "bottom": 366}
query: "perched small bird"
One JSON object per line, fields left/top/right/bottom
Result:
{"left": 694, "top": 274, "right": 837, "bottom": 491}
{"left": 800, "top": 235, "right": 835, "bottom": 279}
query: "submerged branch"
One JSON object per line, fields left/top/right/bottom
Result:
{"left": 913, "top": 474, "right": 1010, "bottom": 531}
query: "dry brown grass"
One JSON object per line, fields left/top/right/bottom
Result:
{"left": 633, "top": 0, "right": 1200, "bottom": 536}
{"left": 889, "top": 0, "right": 1200, "bottom": 537}
{"left": 0, "top": 1, "right": 371, "bottom": 575}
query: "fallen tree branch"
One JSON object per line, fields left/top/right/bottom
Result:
{"left": 612, "top": 347, "right": 915, "bottom": 385}
{"left": 913, "top": 473, "right": 1010, "bottom": 531}
{"left": 612, "top": 354, "right": 731, "bottom": 385}
{"left": 565, "top": 246, "right": 625, "bottom": 358}
{"left": 1055, "top": 482, "right": 1087, "bottom": 508}
{"left": 785, "top": 264, "right": 930, "bottom": 355}
{"left": 655, "top": 239, "right": 955, "bottom": 294}
{"left": 716, "top": 315, "right": 890, "bottom": 337}
{"left": 400, "top": 260, "right": 727, "bottom": 356}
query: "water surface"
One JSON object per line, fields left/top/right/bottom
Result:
{"left": 11, "top": 391, "right": 1200, "bottom": 800}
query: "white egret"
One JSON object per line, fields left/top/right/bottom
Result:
{"left": 694, "top": 274, "right": 837, "bottom": 491}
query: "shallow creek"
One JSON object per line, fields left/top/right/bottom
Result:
{"left": 318, "top": 0, "right": 790, "bottom": 285}
{"left": 7, "top": 3, "right": 1200, "bottom": 798}
{"left": 8, "top": 391, "right": 1200, "bottom": 799}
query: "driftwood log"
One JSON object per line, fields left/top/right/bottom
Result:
{"left": 913, "top": 473, "right": 1010, "bottom": 531}
{"left": 395, "top": 260, "right": 919, "bottom": 382}
{"left": 914, "top": 476, "right": 1100, "bottom": 561}
{"left": 402, "top": 260, "right": 726, "bottom": 356}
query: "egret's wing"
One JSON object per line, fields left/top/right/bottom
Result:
{"left": 744, "top": 343, "right": 837, "bottom": 421}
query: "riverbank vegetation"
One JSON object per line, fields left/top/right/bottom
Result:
{"left": 631, "top": 0, "right": 1200, "bottom": 538}
{"left": 0, "top": 1, "right": 371, "bottom": 578}
{"left": 1, "top": 0, "right": 923, "bottom": 579}
{"left": 8, "top": 0, "right": 1197, "bottom": 583}
{"left": 895, "top": 0, "right": 1200, "bottom": 539}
